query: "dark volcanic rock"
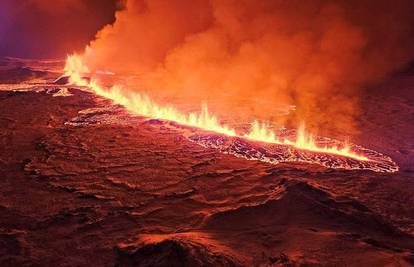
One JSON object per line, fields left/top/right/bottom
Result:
{"left": 116, "top": 238, "right": 241, "bottom": 267}
{"left": 204, "top": 180, "right": 403, "bottom": 237}
{"left": 0, "top": 67, "right": 47, "bottom": 84}
{"left": 0, "top": 59, "right": 414, "bottom": 266}
{"left": 53, "top": 75, "right": 70, "bottom": 85}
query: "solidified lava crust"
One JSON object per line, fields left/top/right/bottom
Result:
{"left": 1, "top": 59, "right": 414, "bottom": 266}
{"left": 188, "top": 134, "right": 399, "bottom": 173}
{"left": 64, "top": 94, "right": 399, "bottom": 173}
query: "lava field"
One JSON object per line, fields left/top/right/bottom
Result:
{"left": 0, "top": 58, "right": 413, "bottom": 266}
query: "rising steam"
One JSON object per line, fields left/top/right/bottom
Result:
{"left": 78, "top": 0, "right": 414, "bottom": 136}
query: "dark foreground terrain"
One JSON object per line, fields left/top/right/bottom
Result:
{"left": 0, "top": 58, "right": 414, "bottom": 266}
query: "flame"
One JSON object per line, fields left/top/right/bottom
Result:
{"left": 66, "top": 55, "right": 236, "bottom": 136}
{"left": 64, "top": 54, "right": 368, "bottom": 161}
{"left": 243, "top": 121, "right": 280, "bottom": 144}
{"left": 64, "top": 54, "right": 90, "bottom": 86}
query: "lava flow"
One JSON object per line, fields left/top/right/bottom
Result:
{"left": 65, "top": 54, "right": 371, "bottom": 163}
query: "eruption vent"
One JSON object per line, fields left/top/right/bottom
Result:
{"left": 60, "top": 0, "right": 413, "bottom": 172}
{"left": 63, "top": 54, "right": 399, "bottom": 172}
{"left": 80, "top": 0, "right": 414, "bottom": 134}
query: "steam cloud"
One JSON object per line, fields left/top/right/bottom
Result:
{"left": 45, "top": 1, "right": 414, "bottom": 134}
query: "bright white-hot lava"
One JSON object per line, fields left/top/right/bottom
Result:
{"left": 64, "top": 54, "right": 368, "bottom": 161}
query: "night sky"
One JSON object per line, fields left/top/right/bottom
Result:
{"left": 0, "top": 0, "right": 117, "bottom": 59}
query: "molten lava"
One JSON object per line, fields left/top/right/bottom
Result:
{"left": 64, "top": 54, "right": 368, "bottom": 162}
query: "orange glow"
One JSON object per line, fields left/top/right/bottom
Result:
{"left": 243, "top": 121, "right": 280, "bottom": 144}
{"left": 64, "top": 54, "right": 368, "bottom": 162}
{"left": 64, "top": 54, "right": 90, "bottom": 86}
{"left": 66, "top": 55, "right": 236, "bottom": 136}
{"left": 244, "top": 121, "right": 368, "bottom": 161}
{"left": 287, "top": 123, "right": 367, "bottom": 161}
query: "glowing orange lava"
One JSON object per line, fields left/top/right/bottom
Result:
{"left": 64, "top": 54, "right": 368, "bottom": 161}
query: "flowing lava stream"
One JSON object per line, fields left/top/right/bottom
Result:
{"left": 64, "top": 54, "right": 368, "bottom": 162}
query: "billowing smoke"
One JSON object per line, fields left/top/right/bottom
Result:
{"left": 0, "top": 0, "right": 117, "bottom": 58}
{"left": 83, "top": 1, "right": 414, "bottom": 134}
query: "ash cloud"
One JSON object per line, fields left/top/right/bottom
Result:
{"left": 64, "top": 1, "right": 414, "bottom": 133}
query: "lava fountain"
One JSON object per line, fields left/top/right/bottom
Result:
{"left": 64, "top": 54, "right": 398, "bottom": 172}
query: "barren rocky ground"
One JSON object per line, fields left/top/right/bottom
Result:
{"left": 0, "top": 58, "right": 413, "bottom": 266}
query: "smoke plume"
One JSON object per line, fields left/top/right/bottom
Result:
{"left": 81, "top": 0, "right": 414, "bottom": 135}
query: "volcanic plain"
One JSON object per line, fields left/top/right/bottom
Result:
{"left": 0, "top": 57, "right": 413, "bottom": 266}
